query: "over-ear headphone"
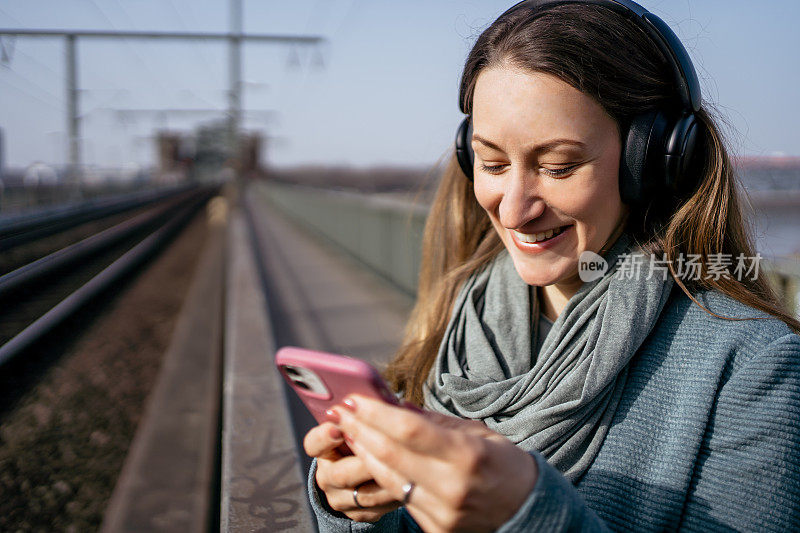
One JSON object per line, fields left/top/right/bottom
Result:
{"left": 454, "top": 0, "right": 702, "bottom": 206}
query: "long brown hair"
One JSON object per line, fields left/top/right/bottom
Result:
{"left": 386, "top": 4, "right": 800, "bottom": 405}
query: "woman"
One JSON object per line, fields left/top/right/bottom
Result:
{"left": 304, "top": 1, "right": 800, "bottom": 531}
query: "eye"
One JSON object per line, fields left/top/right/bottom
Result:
{"left": 478, "top": 162, "right": 508, "bottom": 175}
{"left": 540, "top": 164, "right": 578, "bottom": 178}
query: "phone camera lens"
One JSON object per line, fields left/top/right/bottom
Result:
{"left": 285, "top": 367, "right": 301, "bottom": 377}
{"left": 294, "top": 380, "right": 311, "bottom": 390}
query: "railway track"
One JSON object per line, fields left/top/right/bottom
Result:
{"left": 0, "top": 184, "right": 219, "bottom": 370}
{"left": 0, "top": 185, "right": 194, "bottom": 275}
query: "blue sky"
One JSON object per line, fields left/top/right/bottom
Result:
{"left": 1, "top": 0, "right": 799, "bottom": 170}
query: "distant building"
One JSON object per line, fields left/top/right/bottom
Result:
{"left": 23, "top": 162, "right": 59, "bottom": 186}
{"left": 736, "top": 155, "right": 800, "bottom": 191}
{"left": 156, "top": 132, "right": 193, "bottom": 184}
{"left": 733, "top": 156, "right": 800, "bottom": 257}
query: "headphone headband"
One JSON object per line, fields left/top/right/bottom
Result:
{"left": 498, "top": 0, "right": 701, "bottom": 112}
{"left": 455, "top": 0, "right": 704, "bottom": 204}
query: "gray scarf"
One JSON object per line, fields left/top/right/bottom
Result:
{"left": 424, "top": 234, "right": 673, "bottom": 483}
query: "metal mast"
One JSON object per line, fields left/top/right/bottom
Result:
{"left": 0, "top": 1, "right": 324, "bottom": 182}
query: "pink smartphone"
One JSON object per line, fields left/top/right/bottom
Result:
{"left": 275, "top": 346, "right": 400, "bottom": 425}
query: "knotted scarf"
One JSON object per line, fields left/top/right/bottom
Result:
{"left": 423, "top": 234, "right": 673, "bottom": 483}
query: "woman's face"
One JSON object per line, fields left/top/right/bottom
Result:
{"left": 471, "top": 65, "right": 627, "bottom": 287}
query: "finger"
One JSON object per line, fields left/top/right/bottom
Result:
{"left": 323, "top": 481, "right": 400, "bottom": 512}
{"left": 316, "top": 455, "right": 376, "bottom": 490}
{"left": 338, "top": 439, "right": 459, "bottom": 533}
{"left": 304, "top": 422, "right": 345, "bottom": 458}
{"left": 341, "top": 406, "right": 507, "bottom": 517}
{"left": 350, "top": 481, "right": 398, "bottom": 508}
{"left": 346, "top": 437, "right": 418, "bottom": 499}
{"left": 337, "top": 407, "right": 462, "bottom": 495}
{"left": 339, "top": 396, "right": 496, "bottom": 466}
{"left": 338, "top": 395, "right": 454, "bottom": 456}
{"left": 421, "top": 410, "right": 492, "bottom": 435}
{"left": 343, "top": 502, "right": 403, "bottom": 524}
{"left": 346, "top": 438, "right": 451, "bottom": 524}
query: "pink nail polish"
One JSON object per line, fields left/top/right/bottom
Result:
{"left": 343, "top": 397, "right": 357, "bottom": 412}
{"left": 325, "top": 409, "right": 340, "bottom": 423}
{"left": 329, "top": 427, "right": 343, "bottom": 440}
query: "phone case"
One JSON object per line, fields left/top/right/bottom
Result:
{"left": 275, "top": 346, "right": 399, "bottom": 425}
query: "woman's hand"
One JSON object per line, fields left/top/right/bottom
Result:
{"left": 303, "top": 420, "right": 401, "bottom": 522}
{"left": 332, "top": 396, "right": 539, "bottom": 533}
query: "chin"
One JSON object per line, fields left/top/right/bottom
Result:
{"left": 507, "top": 251, "right": 577, "bottom": 287}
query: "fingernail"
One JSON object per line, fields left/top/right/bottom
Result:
{"left": 329, "top": 426, "right": 343, "bottom": 440}
{"left": 342, "top": 397, "right": 357, "bottom": 412}
{"left": 343, "top": 434, "right": 354, "bottom": 446}
{"left": 325, "top": 408, "right": 340, "bottom": 423}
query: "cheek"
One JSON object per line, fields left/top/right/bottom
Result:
{"left": 565, "top": 180, "right": 619, "bottom": 218}
{"left": 473, "top": 178, "right": 501, "bottom": 214}
{"left": 555, "top": 161, "right": 622, "bottom": 230}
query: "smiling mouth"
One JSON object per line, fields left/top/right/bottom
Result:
{"left": 511, "top": 225, "right": 571, "bottom": 244}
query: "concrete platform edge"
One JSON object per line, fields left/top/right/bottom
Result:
{"left": 219, "top": 205, "right": 314, "bottom": 532}
{"left": 100, "top": 215, "right": 225, "bottom": 532}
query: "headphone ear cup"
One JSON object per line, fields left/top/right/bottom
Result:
{"left": 664, "top": 113, "right": 700, "bottom": 196}
{"left": 455, "top": 117, "right": 474, "bottom": 180}
{"left": 621, "top": 109, "right": 669, "bottom": 205}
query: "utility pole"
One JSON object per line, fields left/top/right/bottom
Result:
{"left": 65, "top": 34, "right": 79, "bottom": 184}
{"left": 229, "top": 0, "right": 243, "bottom": 154}
{"left": 0, "top": 127, "right": 5, "bottom": 185}
{"left": 1, "top": 1, "right": 324, "bottom": 184}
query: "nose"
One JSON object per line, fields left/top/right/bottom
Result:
{"left": 497, "top": 169, "right": 545, "bottom": 229}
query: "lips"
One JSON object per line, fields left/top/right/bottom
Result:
{"left": 511, "top": 225, "right": 570, "bottom": 244}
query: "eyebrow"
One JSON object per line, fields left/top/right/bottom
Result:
{"left": 472, "top": 134, "right": 586, "bottom": 153}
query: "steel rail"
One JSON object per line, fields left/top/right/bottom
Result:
{"left": 0, "top": 187, "right": 209, "bottom": 299}
{"left": 0, "top": 189, "right": 215, "bottom": 368}
{"left": 0, "top": 184, "right": 195, "bottom": 252}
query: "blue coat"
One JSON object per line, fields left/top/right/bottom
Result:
{"left": 309, "top": 288, "right": 800, "bottom": 531}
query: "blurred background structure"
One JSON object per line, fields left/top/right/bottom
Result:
{"left": 0, "top": 1, "right": 799, "bottom": 531}
{"left": 2, "top": 1, "right": 799, "bottom": 249}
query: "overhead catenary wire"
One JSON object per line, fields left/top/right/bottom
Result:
{"left": 0, "top": 5, "right": 66, "bottom": 103}
{"left": 114, "top": 0, "right": 221, "bottom": 112}
{"left": 0, "top": 66, "right": 66, "bottom": 106}
{"left": 87, "top": 0, "right": 175, "bottom": 109}
{"left": 0, "top": 2, "right": 326, "bottom": 170}
{"left": 87, "top": 0, "right": 179, "bottom": 165}
{"left": 2, "top": 42, "right": 62, "bottom": 79}
{"left": 164, "top": 0, "right": 225, "bottom": 110}
{"left": 0, "top": 76, "right": 63, "bottom": 110}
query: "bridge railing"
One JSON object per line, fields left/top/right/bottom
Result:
{"left": 255, "top": 182, "right": 428, "bottom": 296}
{"left": 764, "top": 257, "right": 800, "bottom": 319}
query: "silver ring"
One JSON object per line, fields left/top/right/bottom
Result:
{"left": 353, "top": 484, "right": 366, "bottom": 509}
{"left": 401, "top": 482, "right": 416, "bottom": 506}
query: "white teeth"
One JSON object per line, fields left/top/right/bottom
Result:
{"left": 512, "top": 226, "right": 565, "bottom": 244}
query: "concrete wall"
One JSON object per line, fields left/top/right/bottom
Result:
{"left": 255, "top": 182, "right": 428, "bottom": 296}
